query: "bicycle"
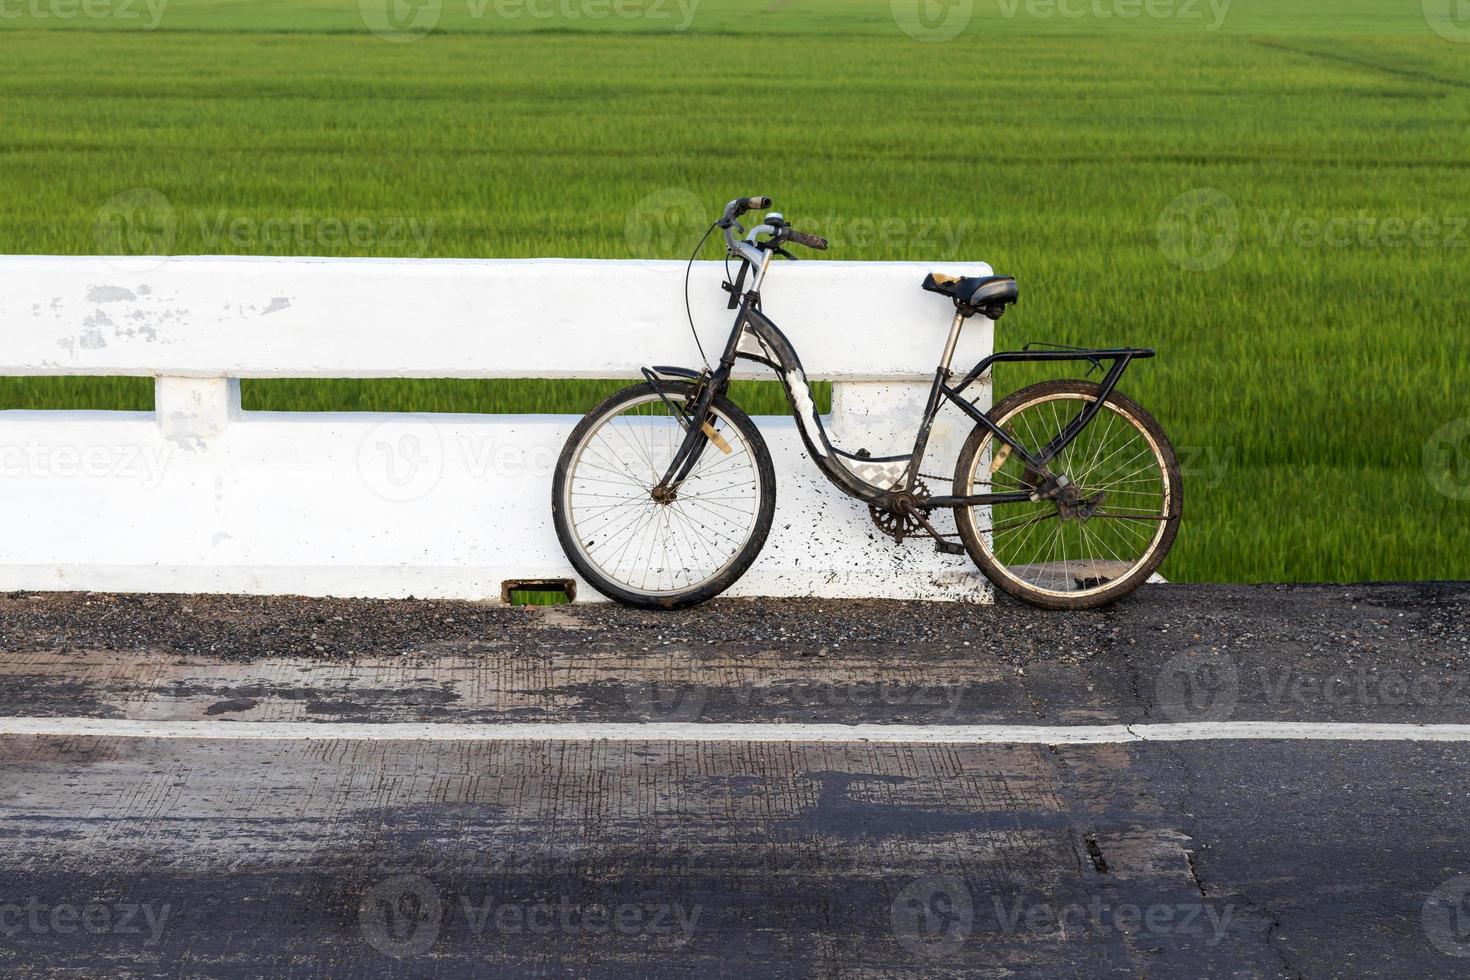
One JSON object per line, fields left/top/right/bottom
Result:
{"left": 552, "top": 196, "right": 1181, "bottom": 610}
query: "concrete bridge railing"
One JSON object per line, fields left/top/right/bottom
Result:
{"left": 0, "top": 255, "right": 994, "bottom": 601}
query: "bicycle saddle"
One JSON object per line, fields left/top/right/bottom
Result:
{"left": 922, "top": 273, "right": 1019, "bottom": 314}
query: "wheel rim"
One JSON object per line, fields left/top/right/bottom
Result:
{"left": 963, "top": 392, "right": 1174, "bottom": 599}
{"left": 562, "top": 393, "right": 764, "bottom": 598}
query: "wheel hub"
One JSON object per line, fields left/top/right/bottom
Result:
{"left": 1055, "top": 482, "right": 1105, "bottom": 521}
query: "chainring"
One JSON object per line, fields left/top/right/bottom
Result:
{"left": 869, "top": 479, "right": 931, "bottom": 542}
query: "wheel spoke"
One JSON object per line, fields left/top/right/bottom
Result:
{"left": 960, "top": 391, "right": 1175, "bottom": 598}
{"left": 560, "top": 391, "right": 765, "bottom": 599}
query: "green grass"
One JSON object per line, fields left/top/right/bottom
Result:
{"left": 1, "top": 0, "right": 1467, "bottom": 584}
{"left": 0, "top": 0, "right": 1450, "bottom": 36}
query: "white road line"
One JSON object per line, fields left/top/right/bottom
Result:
{"left": 2, "top": 718, "right": 1470, "bottom": 743}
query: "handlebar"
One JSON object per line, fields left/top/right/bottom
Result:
{"left": 718, "top": 196, "right": 772, "bottom": 228}
{"left": 782, "top": 227, "right": 828, "bottom": 251}
{"left": 717, "top": 194, "right": 829, "bottom": 261}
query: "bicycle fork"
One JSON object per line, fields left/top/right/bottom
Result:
{"left": 640, "top": 365, "right": 730, "bottom": 499}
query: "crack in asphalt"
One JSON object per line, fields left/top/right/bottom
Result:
{"left": 1125, "top": 725, "right": 1308, "bottom": 980}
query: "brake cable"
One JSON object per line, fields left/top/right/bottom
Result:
{"left": 683, "top": 220, "right": 718, "bottom": 371}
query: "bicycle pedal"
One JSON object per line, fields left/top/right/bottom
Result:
{"left": 935, "top": 540, "right": 965, "bottom": 556}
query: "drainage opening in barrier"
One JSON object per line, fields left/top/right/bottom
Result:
{"left": 502, "top": 579, "right": 576, "bottom": 606}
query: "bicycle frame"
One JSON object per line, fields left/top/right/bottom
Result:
{"left": 651, "top": 255, "right": 1155, "bottom": 510}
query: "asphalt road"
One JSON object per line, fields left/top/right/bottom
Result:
{"left": 2, "top": 583, "right": 1469, "bottom": 978}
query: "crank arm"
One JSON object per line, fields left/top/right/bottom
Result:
{"left": 900, "top": 501, "right": 966, "bottom": 555}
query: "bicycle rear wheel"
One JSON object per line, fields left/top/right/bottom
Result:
{"left": 952, "top": 380, "right": 1181, "bottom": 610}
{"left": 551, "top": 382, "right": 775, "bottom": 609}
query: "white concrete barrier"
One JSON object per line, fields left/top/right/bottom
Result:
{"left": 0, "top": 255, "right": 995, "bottom": 602}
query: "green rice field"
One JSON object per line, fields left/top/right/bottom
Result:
{"left": 1, "top": 0, "right": 1467, "bottom": 584}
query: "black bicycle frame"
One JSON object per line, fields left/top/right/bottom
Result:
{"left": 652, "top": 279, "right": 1155, "bottom": 510}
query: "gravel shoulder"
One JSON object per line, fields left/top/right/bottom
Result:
{"left": 1, "top": 583, "right": 1466, "bottom": 726}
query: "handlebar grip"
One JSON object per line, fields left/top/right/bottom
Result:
{"left": 719, "top": 196, "right": 773, "bottom": 229}
{"left": 787, "top": 229, "right": 829, "bottom": 251}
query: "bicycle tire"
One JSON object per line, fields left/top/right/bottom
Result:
{"left": 551, "top": 381, "right": 776, "bottom": 609}
{"left": 952, "top": 380, "right": 1181, "bottom": 610}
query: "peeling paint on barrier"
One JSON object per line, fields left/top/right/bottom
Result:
{"left": 0, "top": 255, "right": 996, "bottom": 602}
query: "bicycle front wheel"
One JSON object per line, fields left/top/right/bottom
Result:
{"left": 952, "top": 380, "right": 1181, "bottom": 610}
{"left": 551, "top": 382, "right": 775, "bottom": 609}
